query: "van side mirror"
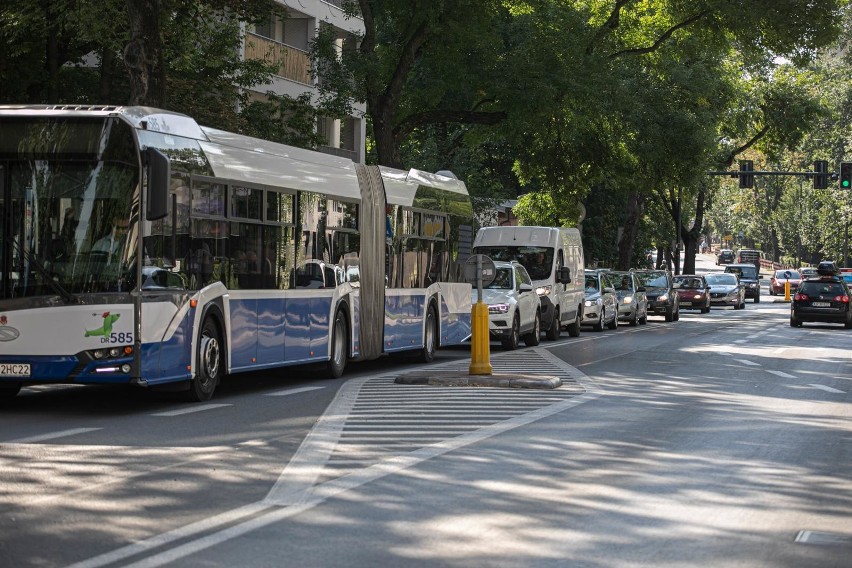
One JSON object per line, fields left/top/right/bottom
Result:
{"left": 146, "top": 147, "right": 170, "bottom": 221}
{"left": 558, "top": 266, "right": 571, "bottom": 284}
{"left": 519, "top": 283, "right": 533, "bottom": 293}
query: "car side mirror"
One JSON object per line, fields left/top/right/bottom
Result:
{"left": 519, "top": 283, "right": 533, "bottom": 293}
{"left": 558, "top": 266, "right": 571, "bottom": 284}
{"left": 705, "top": 286, "right": 711, "bottom": 291}
{"left": 603, "top": 287, "right": 615, "bottom": 294}
{"left": 637, "top": 286, "right": 646, "bottom": 292}
{"left": 672, "top": 282, "right": 681, "bottom": 289}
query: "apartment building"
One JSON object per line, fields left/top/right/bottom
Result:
{"left": 243, "top": 0, "right": 366, "bottom": 163}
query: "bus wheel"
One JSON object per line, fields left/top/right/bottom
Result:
{"left": 327, "top": 310, "right": 348, "bottom": 378}
{"left": 188, "top": 318, "right": 222, "bottom": 402}
{"left": 419, "top": 305, "right": 438, "bottom": 363}
{"left": 0, "top": 382, "right": 22, "bottom": 400}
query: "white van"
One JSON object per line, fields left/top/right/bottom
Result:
{"left": 473, "top": 226, "right": 585, "bottom": 338}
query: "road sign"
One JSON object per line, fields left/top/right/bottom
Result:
{"left": 464, "top": 254, "right": 496, "bottom": 287}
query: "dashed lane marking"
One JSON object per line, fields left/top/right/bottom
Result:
{"left": 264, "top": 386, "right": 325, "bottom": 397}
{"left": 150, "top": 403, "right": 232, "bottom": 417}
{"left": 808, "top": 384, "right": 845, "bottom": 394}
{"left": 4, "top": 427, "right": 102, "bottom": 444}
{"left": 766, "top": 370, "right": 795, "bottom": 379}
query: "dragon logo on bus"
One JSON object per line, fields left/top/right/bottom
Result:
{"left": 85, "top": 312, "right": 120, "bottom": 337}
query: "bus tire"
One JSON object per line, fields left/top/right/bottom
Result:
{"left": 419, "top": 305, "right": 438, "bottom": 363}
{"left": 0, "top": 382, "right": 22, "bottom": 400}
{"left": 187, "top": 317, "right": 222, "bottom": 402}
{"left": 327, "top": 310, "right": 348, "bottom": 378}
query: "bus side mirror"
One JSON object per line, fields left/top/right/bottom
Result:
{"left": 558, "top": 266, "right": 571, "bottom": 284}
{"left": 146, "top": 147, "right": 170, "bottom": 221}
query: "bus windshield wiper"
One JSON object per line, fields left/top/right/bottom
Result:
{"left": 14, "top": 241, "right": 77, "bottom": 304}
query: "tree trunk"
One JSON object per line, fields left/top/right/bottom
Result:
{"left": 617, "top": 192, "right": 644, "bottom": 270}
{"left": 99, "top": 47, "right": 116, "bottom": 103}
{"left": 680, "top": 188, "right": 706, "bottom": 275}
{"left": 124, "top": 0, "right": 165, "bottom": 106}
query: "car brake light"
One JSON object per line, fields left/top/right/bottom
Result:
{"left": 833, "top": 295, "right": 850, "bottom": 303}
{"left": 794, "top": 293, "right": 807, "bottom": 301}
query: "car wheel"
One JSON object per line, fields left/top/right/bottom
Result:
{"left": 566, "top": 310, "right": 581, "bottom": 337}
{"left": 502, "top": 314, "right": 521, "bottom": 350}
{"left": 664, "top": 306, "right": 673, "bottom": 322}
{"left": 524, "top": 311, "right": 541, "bottom": 346}
{"left": 629, "top": 309, "right": 639, "bottom": 326}
{"left": 845, "top": 313, "right": 852, "bottom": 330}
{"left": 754, "top": 294, "right": 760, "bottom": 304}
{"left": 790, "top": 316, "right": 801, "bottom": 327}
{"left": 673, "top": 306, "right": 680, "bottom": 321}
{"left": 639, "top": 307, "right": 648, "bottom": 325}
{"left": 606, "top": 308, "right": 618, "bottom": 329}
{"left": 186, "top": 317, "right": 222, "bottom": 402}
{"left": 593, "top": 309, "right": 605, "bottom": 332}
{"left": 545, "top": 307, "right": 561, "bottom": 341}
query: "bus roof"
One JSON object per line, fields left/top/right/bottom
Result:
{"left": 0, "top": 105, "right": 468, "bottom": 209}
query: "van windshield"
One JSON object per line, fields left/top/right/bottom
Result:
{"left": 473, "top": 246, "right": 554, "bottom": 281}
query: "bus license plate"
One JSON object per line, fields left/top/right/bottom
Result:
{"left": 0, "top": 363, "right": 30, "bottom": 377}
{"left": 812, "top": 302, "right": 830, "bottom": 307}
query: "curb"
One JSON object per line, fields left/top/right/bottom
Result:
{"left": 394, "top": 370, "right": 563, "bottom": 389}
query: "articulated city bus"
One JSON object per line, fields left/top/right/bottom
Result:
{"left": 0, "top": 106, "right": 474, "bottom": 401}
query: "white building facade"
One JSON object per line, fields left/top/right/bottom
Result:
{"left": 243, "top": 0, "right": 366, "bottom": 163}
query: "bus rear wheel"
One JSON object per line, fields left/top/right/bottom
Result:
{"left": 187, "top": 318, "right": 222, "bottom": 402}
{"left": 327, "top": 310, "right": 348, "bottom": 378}
{"left": 419, "top": 305, "right": 438, "bottom": 363}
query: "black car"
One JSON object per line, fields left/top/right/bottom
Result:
{"left": 632, "top": 269, "right": 680, "bottom": 322}
{"left": 790, "top": 275, "right": 852, "bottom": 328}
{"left": 716, "top": 249, "right": 735, "bottom": 265}
{"left": 725, "top": 263, "right": 760, "bottom": 302}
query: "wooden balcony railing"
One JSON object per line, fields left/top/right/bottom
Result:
{"left": 244, "top": 32, "right": 311, "bottom": 85}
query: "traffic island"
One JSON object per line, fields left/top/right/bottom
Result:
{"left": 394, "top": 370, "right": 563, "bottom": 389}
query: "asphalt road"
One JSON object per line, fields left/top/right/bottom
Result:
{"left": 1, "top": 254, "right": 850, "bottom": 567}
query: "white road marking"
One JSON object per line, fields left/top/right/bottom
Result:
{"left": 766, "top": 370, "right": 795, "bottom": 378}
{"left": 734, "top": 339, "right": 747, "bottom": 344}
{"left": 808, "top": 384, "right": 845, "bottom": 394}
{"left": 265, "top": 386, "right": 325, "bottom": 397}
{"left": 734, "top": 359, "right": 760, "bottom": 366}
{"left": 69, "top": 349, "right": 597, "bottom": 568}
{"left": 151, "top": 404, "right": 232, "bottom": 417}
{"left": 4, "top": 427, "right": 102, "bottom": 444}
{"left": 795, "top": 530, "right": 852, "bottom": 545}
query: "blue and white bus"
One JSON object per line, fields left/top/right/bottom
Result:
{"left": 0, "top": 106, "right": 474, "bottom": 401}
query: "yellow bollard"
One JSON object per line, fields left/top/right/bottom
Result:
{"left": 469, "top": 300, "right": 492, "bottom": 375}
{"left": 784, "top": 280, "right": 791, "bottom": 302}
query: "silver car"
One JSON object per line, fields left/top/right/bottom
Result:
{"left": 705, "top": 272, "right": 745, "bottom": 309}
{"left": 608, "top": 270, "right": 648, "bottom": 326}
{"left": 582, "top": 270, "right": 619, "bottom": 331}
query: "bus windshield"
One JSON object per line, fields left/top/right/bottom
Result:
{"left": 0, "top": 121, "right": 141, "bottom": 299}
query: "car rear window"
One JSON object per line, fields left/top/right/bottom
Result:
{"left": 727, "top": 266, "right": 757, "bottom": 278}
{"left": 799, "top": 282, "right": 844, "bottom": 295}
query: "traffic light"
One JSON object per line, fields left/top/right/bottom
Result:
{"left": 813, "top": 160, "right": 829, "bottom": 189}
{"left": 739, "top": 160, "right": 754, "bottom": 189}
{"left": 841, "top": 162, "right": 852, "bottom": 189}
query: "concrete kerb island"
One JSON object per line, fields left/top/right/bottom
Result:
{"left": 395, "top": 370, "right": 563, "bottom": 389}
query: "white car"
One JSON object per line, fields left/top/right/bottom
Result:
{"left": 472, "top": 261, "right": 541, "bottom": 350}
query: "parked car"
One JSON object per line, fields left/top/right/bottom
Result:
{"left": 632, "top": 269, "right": 680, "bottom": 322}
{"left": 704, "top": 272, "right": 746, "bottom": 309}
{"left": 672, "top": 274, "right": 711, "bottom": 313}
{"left": 473, "top": 260, "right": 541, "bottom": 350}
{"left": 582, "top": 270, "right": 619, "bottom": 331}
{"left": 717, "top": 249, "right": 735, "bottom": 265}
{"left": 790, "top": 274, "right": 852, "bottom": 328}
{"left": 841, "top": 273, "right": 852, "bottom": 287}
{"left": 769, "top": 269, "right": 802, "bottom": 296}
{"left": 725, "top": 263, "right": 761, "bottom": 302}
{"left": 608, "top": 270, "right": 648, "bottom": 326}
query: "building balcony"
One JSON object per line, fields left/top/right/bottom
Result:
{"left": 244, "top": 32, "right": 311, "bottom": 85}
